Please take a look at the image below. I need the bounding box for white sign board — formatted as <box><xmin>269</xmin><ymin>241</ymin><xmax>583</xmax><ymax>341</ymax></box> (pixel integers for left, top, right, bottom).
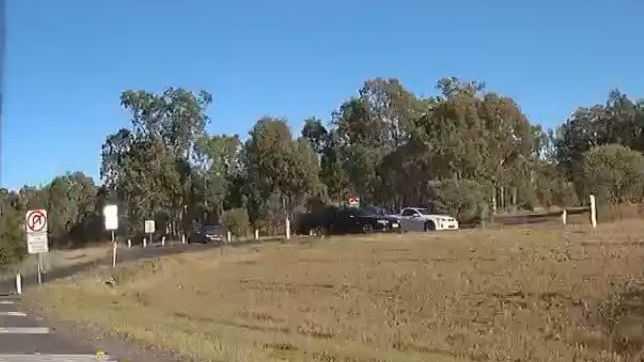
<box><xmin>25</xmin><ymin>209</ymin><xmax>48</xmax><ymax>254</ymax></box>
<box><xmin>103</xmin><ymin>205</ymin><xmax>119</xmax><ymax>231</ymax></box>
<box><xmin>144</xmin><ymin>220</ymin><xmax>156</xmax><ymax>234</ymax></box>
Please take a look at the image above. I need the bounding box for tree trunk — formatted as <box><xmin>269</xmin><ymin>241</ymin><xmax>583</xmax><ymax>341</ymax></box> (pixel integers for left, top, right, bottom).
<box><xmin>512</xmin><ymin>188</ymin><xmax>517</xmax><ymax>206</ymax></box>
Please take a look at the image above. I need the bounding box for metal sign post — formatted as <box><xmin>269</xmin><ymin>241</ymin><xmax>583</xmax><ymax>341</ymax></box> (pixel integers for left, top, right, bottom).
<box><xmin>111</xmin><ymin>230</ymin><xmax>117</xmax><ymax>268</ymax></box>
<box><xmin>37</xmin><ymin>255</ymin><xmax>42</xmax><ymax>285</ymax></box>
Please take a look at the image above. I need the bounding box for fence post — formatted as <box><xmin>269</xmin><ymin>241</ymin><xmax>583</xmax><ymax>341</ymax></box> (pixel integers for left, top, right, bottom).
<box><xmin>562</xmin><ymin>209</ymin><xmax>567</xmax><ymax>225</ymax></box>
<box><xmin>590</xmin><ymin>194</ymin><xmax>597</xmax><ymax>228</ymax></box>
<box><xmin>16</xmin><ymin>273</ymin><xmax>21</xmax><ymax>295</ymax></box>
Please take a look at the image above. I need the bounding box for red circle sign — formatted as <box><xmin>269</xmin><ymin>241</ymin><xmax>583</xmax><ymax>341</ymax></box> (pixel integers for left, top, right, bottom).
<box><xmin>27</xmin><ymin>210</ymin><xmax>47</xmax><ymax>233</ymax></box>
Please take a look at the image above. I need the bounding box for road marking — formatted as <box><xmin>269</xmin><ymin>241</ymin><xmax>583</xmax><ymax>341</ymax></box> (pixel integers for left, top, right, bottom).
<box><xmin>0</xmin><ymin>327</ymin><xmax>49</xmax><ymax>334</ymax></box>
<box><xmin>0</xmin><ymin>301</ymin><xmax>15</xmax><ymax>305</ymax></box>
<box><xmin>0</xmin><ymin>355</ymin><xmax>116</xmax><ymax>361</ymax></box>
<box><xmin>0</xmin><ymin>312</ymin><xmax>26</xmax><ymax>316</ymax></box>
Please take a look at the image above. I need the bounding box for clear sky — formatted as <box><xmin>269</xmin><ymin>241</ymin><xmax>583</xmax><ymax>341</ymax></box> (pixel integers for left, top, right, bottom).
<box><xmin>2</xmin><ymin>0</ymin><xmax>643</xmax><ymax>189</ymax></box>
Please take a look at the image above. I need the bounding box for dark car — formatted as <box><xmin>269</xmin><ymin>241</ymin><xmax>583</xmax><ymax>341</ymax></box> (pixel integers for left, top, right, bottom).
<box><xmin>331</xmin><ymin>207</ymin><xmax>400</xmax><ymax>234</ymax></box>
<box><xmin>189</xmin><ymin>224</ymin><xmax>225</xmax><ymax>244</ymax></box>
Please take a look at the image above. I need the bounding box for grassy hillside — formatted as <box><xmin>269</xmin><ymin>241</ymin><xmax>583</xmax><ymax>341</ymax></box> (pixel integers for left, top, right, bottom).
<box><xmin>27</xmin><ymin>221</ymin><xmax>644</xmax><ymax>361</ymax></box>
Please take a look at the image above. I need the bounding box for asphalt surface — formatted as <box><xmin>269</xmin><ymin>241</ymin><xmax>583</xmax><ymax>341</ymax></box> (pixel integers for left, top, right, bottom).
<box><xmin>0</xmin><ymin>241</ymin><xmax>220</xmax><ymax>293</ymax></box>
<box><xmin>0</xmin><ymin>295</ymin><xmax>115</xmax><ymax>361</ymax></box>
<box><xmin>0</xmin><ymin>241</ymin><xmax>226</xmax><ymax>361</ymax></box>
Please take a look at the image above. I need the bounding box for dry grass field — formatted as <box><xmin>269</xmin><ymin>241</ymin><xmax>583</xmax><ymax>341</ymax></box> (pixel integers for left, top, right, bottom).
<box><xmin>27</xmin><ymin>220</ymin><xmax>644</xmax><ymax>362</ymax></box>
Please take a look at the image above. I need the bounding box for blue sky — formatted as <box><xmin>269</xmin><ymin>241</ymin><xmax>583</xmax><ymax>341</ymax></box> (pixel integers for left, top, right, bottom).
<box><xmin>2</xmin><ymin>0</ymin><xmax>643</xmax><ymax>189</ymax></box>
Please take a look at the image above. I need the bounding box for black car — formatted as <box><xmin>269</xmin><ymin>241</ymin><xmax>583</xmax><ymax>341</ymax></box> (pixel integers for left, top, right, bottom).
<box><xmin>331</xmin><ymin>207</ymin><xmax>400</xmax><ymax>234</ymax></box>
<box><xmin>189</xmin><ymin>224</ymin><xmax>225</xmax><ymax>244</ymax></box>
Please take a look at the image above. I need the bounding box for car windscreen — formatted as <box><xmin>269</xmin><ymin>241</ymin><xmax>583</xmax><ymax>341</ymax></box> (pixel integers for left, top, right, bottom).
<box><xmin>362</xmin><ymin>207</ymin><xmax>384</xmax><ymax>215</ymax></box>
<box><xmin>340</xmin><ymin>208</ymin><xmax>369</xmax><ymax>217</ymax></box>
<box><xmin>202</xmin><ymin>225</ymin><xmax>222</xmax><ymax>233</ymax></box>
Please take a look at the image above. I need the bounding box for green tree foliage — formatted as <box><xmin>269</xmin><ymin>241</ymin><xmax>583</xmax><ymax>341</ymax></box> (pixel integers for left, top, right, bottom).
<box><xmin>47</xmin><ymin>172</ymin><xmax>98</xmax><ymax>246</ymax></box>
<box><xmin>331</xmin><ymin>79</ymin><xmax>425</xmax><ymax>203</ymax></box>
<box><xmin>533</xmin><ymin>161</ymin><xmax>578</xmax><ymax>208</ymax></box>
<box><xmin>301</xmin><ymin>117</ymin><xmax>328</xmax><ymax>155</ymax></box>
<box><xmin>581</xmin><ymin>144</ymin><xmax>644</xmax><ymax>204</ymax></box>
<box><xmin>293</xmin><ymin>77</ymin><xmax>583</xmax><ymax>214</ymax></box>
<box><xmin>0</xmin><ymin>172</ymin><xmax>101</xmax><ymax>267</ymax></box>
<box><xmin>7</xmin><ymin>78</ymin><xmax>641</xmax><ymax>262</ymax></box>
<box><xmin>431</xmin><ymin>179</ymin><xmax>491</xmax><ymax>224</ymax></box>
<box><xmin>194</xmin><ymin>134</ymin><xmax>242</xmax><ymax>220</ymax></box>
<box><xmin>555</xmin><ymin>90</ymin><xmax>644</xmax><ymax>182</ymax></box>
<box><xmin>243</xmin><ymin>117</ymin><xmax>321</xmax><ymax>229</ymax></box>
<box><xmin>101</xmin><ymin>88</ymin><xmax>212</xmax><ymax>237</ymax></box>
<box><xmin>221</xmin><ymin>208</ymin><xmax>250</xmax><ymax>237</ymax></box>
<box><xmin>0</xmin><ymin>190</ymin><xmax>25</xmax><ymax>266</ymax></box>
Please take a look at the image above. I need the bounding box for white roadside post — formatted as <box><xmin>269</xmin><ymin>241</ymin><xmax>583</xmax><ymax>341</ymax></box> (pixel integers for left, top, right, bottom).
<box><xmin>227</xmin><ymin>231</ymin><xmax>232</xmax><ymax>243</ymax></box>
<box><xmin>182</xmin><ymin>234</ymin><xmax>186</xmax><ymax>245</ymax></box>
<box><xmin>285</xmin><ymin>217</ymin><xmax>291</xmax><ymax>240</ymax></box>
<box><xmin>15</xmin><ymin>273</ymin><xmax>21</xmax><ymax>295</ymax></box>
<box><xmin>127</xmin><ymin>239</ymin><xmax>131</xmax><ymax>248</ymax></box>
<box><xmin>161</xmin><ymin>236</ymin><xmax>166</xmax><ymax>247</ymax></box>
<box><xmin>25</xmin><ymin>209</ymin><xmax>49</xmax><ymax>285</ymax></box>
<box><xmin>590</xmin><ymin>194</ymin><xmax>597</xmax><ymax>228</ymax></box>
<box><xmin>143</xmin><ymin>237</ymin><xmax>147</xmax><ymax>248</ymax></box>
<box><xmin>562</xmin><ymin>208</ymin><xmax>567</xmax><ymax>225</ymax></box>
<box><xmin>254</xmin><ymin>229</ymin><xmax>259</xmax><ymax>241</ymax></box>
<box><xmin>103</xmin><ymin>205</ymin><xmax>119</xmax><ymax>268</ymax></box>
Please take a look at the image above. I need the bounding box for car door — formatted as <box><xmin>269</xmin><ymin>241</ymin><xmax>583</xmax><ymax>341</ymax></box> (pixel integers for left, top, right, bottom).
<box><xmin>409</xmin><ymin>210</ymin><xmax>425</xmax><ymax>231</ymax></box>
<box><xmin>333</xmin><ymin>210</ymin><xmax>350</xmax><ymax>234</ymax></box>
<box><xmin>335</xmin><ymin>209</ymin><xmax>360</xmax><ymax>233</ymax></box>
<box><xmin>400</xmin><ymin>209</ymin><xmax>416</xmax><ymax>231</ymax></box>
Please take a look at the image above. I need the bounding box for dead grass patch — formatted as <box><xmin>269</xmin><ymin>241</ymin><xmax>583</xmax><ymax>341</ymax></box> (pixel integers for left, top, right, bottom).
<box><xmin>26</xmin><ymin>220</ymin><xmax>644</xmax><ymax>361</ymax></box>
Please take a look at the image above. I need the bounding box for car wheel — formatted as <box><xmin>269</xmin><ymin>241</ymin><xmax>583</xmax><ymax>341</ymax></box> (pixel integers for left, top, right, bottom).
<box><xmin>424</xmin><ymin>221</ymin><xmax>436</xmax><ymax>232</ymax></box>
<box><xmin>362</xmin><ymin>224</ymin><xmax>373</xmax><ymax>233</ymax></box>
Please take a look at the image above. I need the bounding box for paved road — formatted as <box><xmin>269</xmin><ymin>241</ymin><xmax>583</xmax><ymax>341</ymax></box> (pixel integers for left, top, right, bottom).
<box><xmin>0</xmin><ymin>239</ymin><xmax>272</xmax><ymax>361</ymax></box>
<box><xmin>0</xmin><ymin>242</ymin><xmax>221</xmax><ymax>293</ymax></box>
<box><xmin>0</xmin><ymin>242</ymin><xmax>230</xmax><ymax>361</ymax></box>
<box><xmin>0</xmin><ymin>296</ymin><xmax>116</xmax><ymax>361</ymax></box>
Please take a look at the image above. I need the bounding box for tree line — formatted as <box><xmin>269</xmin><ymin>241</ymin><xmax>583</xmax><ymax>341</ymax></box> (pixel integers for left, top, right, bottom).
<box><xmin>1</xmin><ymin>77</ymin><xmax>643</xmax><ymax>264</ymax></box>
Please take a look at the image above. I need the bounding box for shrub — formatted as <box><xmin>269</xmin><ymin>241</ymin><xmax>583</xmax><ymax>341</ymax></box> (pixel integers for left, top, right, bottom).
<box><xmin>431</xmin><ymin>179</ymin><xmax>490</xmax><ymax>225</ymax></box>
<box><xmin>581</xmin><ymin>144</ymin><xmax>644</xmax><ymax>204</ymax></box>
<box><xmin>222</xmin><ymin>208</ymin><xmax>250</xmax><ymax>237</ymax></box>
<box><xmin>0</xmin><ymin>206</ymin><xmax>26</xmax><ymax>267</ymax></box>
